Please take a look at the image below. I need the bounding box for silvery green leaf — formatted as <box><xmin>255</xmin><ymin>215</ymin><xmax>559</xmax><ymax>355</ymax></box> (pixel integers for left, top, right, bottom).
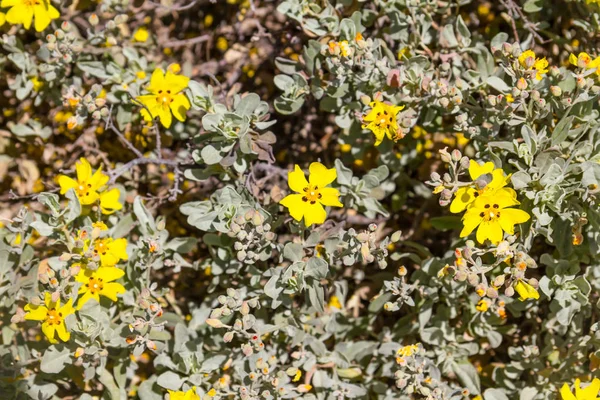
<box><xmin>284</xmin><ymin>243</ymin><xmax>304</xmax><ymax>262</ymax></box>
<box><xmin>551</xmin><ymin>115</ymin><xmax>574</xmax><ymax>145</ymax></box>
<box><xmin>440</xmin><ymin>24</ymin><xmax>458</xmax><ymax>48</ymax></box>
<box><xmin>486</xmin><ymin>76</ymin><xmax>510</xmax><ymax>93</ymax></box>
<box><xmin>40</xmin><ymin>345</ymin><xmax>71</xmax><ymax>374</ymax></box>
<box><xmin>452</xmin><ymin>362</ymin><xmax>481</xmax><ymax>394</ymax></box>
<box><xmin>157</xmin><ymin>370</ymin><xmax>183</xmax><ymax>391</ymax></box>
<box><xmin>307</xmin><ymin>282</ymin><xmax>325</xmax><ymax>313</ymax></box>
<box><xmin>484</xmin><ymin>389</ymin><xmax>509</xmax><ymax>400</ymax></box>
<box><xmin>200</xmin><ymin>354</ymin><xmax>227</xmax><ymax>372</ymax></box>
<box><xmin>133</xmin><ymin>196</ymin><xmax>156</xmax><ymax>236</ymax></box>
<box><xmin>305</xmin><ymin>257</ymin><xmax>328</xmax><ymax>279</ymax></box>
<box><xmin>455</xmin><ymin>15</ymin><xmax>471</xmax><ymax>47</ymax></box>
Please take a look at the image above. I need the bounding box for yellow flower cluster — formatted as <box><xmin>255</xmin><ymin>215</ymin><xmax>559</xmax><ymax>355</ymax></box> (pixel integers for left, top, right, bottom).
<box><xmin>518</xmin><ymin>50</ymin><xmax>549</xmax><ymax>80</ymax></box>
<box><xmin>560</xmin><ymin>378</ymin><xmax>600</xmax><ymax>400</ymax></box>
<box><xmin>450</xmin><ymin>161</ymin><xmax>530</xmax><ymax>245</ymax></box>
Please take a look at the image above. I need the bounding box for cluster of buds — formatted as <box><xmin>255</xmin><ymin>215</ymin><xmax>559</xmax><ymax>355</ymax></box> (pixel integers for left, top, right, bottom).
<box><xmin>426</xmin><ymin>148</ymin><xmax>470</xmax><ymax>207</ymax></box>
<box><xmin>383</xmin><ymin>265</ymin><xmax>418</xmax><ymax>312</ymax></box>
<box><xmin>43</xmin><ymin>22</ymin><xmax>83</xmax><ymax>65</ymax></box>
<box><xmin>336</xmin><ymin>224</ymin><xmax>399</xmax><ymax>269</ymax></box>
<box><xmin>61</xmin><ymin>84</ymin><xmax>109</xmax><ymax>130</ymax></box>
<box><xmin>206</xmin><ymin>289</ymin><xmax>263</xmax><ymax>353</ymax></box>
<box><xmin>125</xmin><ymin>288</ymin><xmax>166</xmax><ymax>353</ymax></box>
<box><xmin>73</xmin><ymin>345</ymin><xmax>109</xmax><ymax>369</ymax></box>
<box><xmin>320</xmin><ymin>33</ymin><xmax>369</xmax><ymax>67</ymax></box>
<box><xmin>228</xmin><ymin>210</ymin><xmax>276</xmax><ymax>264</ymax></box>
<box><xmin>425</xmin><ymin>77</ymin><xmax>464</xmax><ymax>110</ymax></box>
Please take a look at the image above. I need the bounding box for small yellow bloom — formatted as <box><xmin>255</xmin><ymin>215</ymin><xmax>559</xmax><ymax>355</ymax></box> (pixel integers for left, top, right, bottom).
<box><xmin>216</xmin><ymin>37</ymin><xmax>228</xmax><ymax>51</ymax></box>
<box><xmin>460</xmin><ymin>192</ymin><xmax>530</xmax><ymax>245</ymax></box>
<box><xmin>136</xmin><ymin>68</ymin><xmax>191</xmax><ymax>128</ymax></box>
<box><xmin>297</xmin><ymin>384</ymin><xmax>312</xmax><ymax>393</ymax></box>
<box><xmin>204</xmin><ymin>14</ymin><xmax>213</xmax><ymax>27</ymax></box>
<box><xmin>279</xmin><ymin>162</ymin><xmax>343</xmax><ymax>226</ymax></box>
<box><xmin>361</xmin><ymin>101</ymin><xmax>405</xmax><ymax>146</ymax></box>
<box><xmin>1</xmin><ymin>0</ymin><xmax>60</xmax><ymax>32</ymax></box>
<box><xmin>518</xmin><ymin>50</ymin><xmax>549</xmax><ymax>80</ymax></box>
<box><xmin>355</xmin><ymin>32</ymin><xmax>364</xmax><ymax>41</ymax></box>
<box><xmin>560</xmin><ymin>378</ymin><xmax>600</xmax><ymax>400</ymax></box>
<box><xmin>133</xmin><ymin>27</ymin><xmax>149</xmax><ymax>42</ymax></box>
<box><xmin>569</xmin><ymin>52</ymin><xmax>600</xmax><ymax>69</ymax></box>
<box><xmin>24</xmin><ymin>292</ymin><xmax>75</xmax><ymax>343</ymax></box>
<box><xmin>30</xmin><ymin>76</ymin><xmax>43</xmax><ymax>92</ymax></box>
<box><xmin>57</xmin><ymin>158</ymin><xmax>123</xmax><ymax>214</ymax></box>
<box><xmin>293</xmin><ymin>370</ymin><xmax>302</xmax><ymax>382</ymax></box>
<box><xmin>328</xmin><ymin>295</ymin><xmax>342</xmax><ymax>309</ymax></box>
<box><xmin>168</xmin><ymin>63</ymin><xmax>181</xmax><ymax>74</ymax></box>
<box><xmin>136</xmin><ymin>71</ymin><xmax>147</xmax><ymax>80</ymax></box>
<box><xmin>92</xmin><ymin>221</ymin><xmax>109</xmax><ymax>231</ymax></box>
<box><xmin>75</xmin><ymin>266</ymin><xmax>126</xmax><ymax>309</ymax></box>
<box><xmin>206</xmin><ymin>388</ymin><xmax>217</xmax><ymax>397</ymax></box>
<box><xmin>514</xmin><ymin>280</ymin><xmax>540</xmax><ymax>301</ymax></box>
<box><xmin>476</xmin><ymin>299</ymin><xmax>489</xmax><ymax>312</ymax></box>
<box><xmin>397</xmin><ymin>343</ymin><xmax>420</xmax><ymax>357</ymax></box>
<box><xmin>168</xmin><ymin>386</ymin><xmax>200</xmax><ymax>400</ymax></box>
<box><xmin>433</xmin><ymin>185</ymin><xmax>445</xmax><ymax>194</ymax></box>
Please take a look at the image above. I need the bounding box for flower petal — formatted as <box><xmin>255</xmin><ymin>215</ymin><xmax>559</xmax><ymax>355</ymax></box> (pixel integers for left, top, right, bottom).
<box><xmin>449</xmin><ymin>187</ymin><xmax>477</xmax><ymax>213</ymax></box>
<box><xmin>303</xmin><ymin>202</ymin><xmax>327</xmax><ymax>226</ymax></box>
<box><xmin>309</xmin><ymin>162</ymin><xmax>337</xmax><ymax>188</ymax></box>
<box><xmin>157</xmin><ymin>106</ymin><xmax>173</xmax><ymax>128</ymax></box>
<box><xmin>100</xmin><ymin>188</ymin><xmax>123</xmax><ymax>215</ymax></box>
<box><xmin>165</xmin><ymin>71</ymin><xmax>190</xmax><ymax>93</ymax></box>
<box><xmin>460</xmin><ymin>209</ymin><xmax>482</xmax><ymax>238</ymax></box>
<box><xmin>101</xmin><ymin>282</ymin><xmax>126</xmax><ymax>301</ymax></box>
<box><xmin>170</xmin><ymin>93</ymin><xmax>190</xmax><ymax>122</ymax></box>
<box><xmin>41</xmin><ymin>322</ymin><xmax>57</xmax><ymax>343</ymax></box>
<box><xmin>476</xmin><ymin>220</ymin><xmax>503</xmax><ymax>244</ymax></box>
<box><xmin>6</xmin><ymin>4</ymin><xmax>33</xmax><ymax>30</ymax></box>
<box><xmin>110</xmin><ymin>238</ymin><xmax>129</xmax><ymax>261</ymax></box>
<box><xmin>24</xmin><ymin>304</ymin><xmax>48</xmax><ymax>321</ymax></box>
<box><xmin>33</xmin><ymin>3</ymin><xmax>53</xmax><ymax>32</ymax></box>
<box><xmin>55</xmin><ymin>320</ymin><xmax>70</xmax><ymax>342</ymax></box>
<box><xmin>76</xmin><ymin>290</ymin><xmax>98</xmax><ymax>310</ymax></box>
<box><xmin>58</xmin><ymin>175</ymin><xmax>77</xmax><ymax>194</ymax></box>
<box><xmin>147</xmin><ymin>69</ymin><xmax>166</xmax><ymax>93</ymax></box>
<box><xmin>468</xmin><ymin>160</ymin><xmax>494</xmax><ymax>180</ymax></box>
<box><xmin>319</xmin><ymin>187</ymin><xmax>343</xmax><ymax>207</ymax></box>
<box><xmin>280</xmin><ymin>194</ymin><xmax>305</xmax><ymax>222</ymax></box>
<box><xmin>287</xmin><ymin>165</ymin><xmax>309</xmax><ymax>193</ymax></box>
<box><xmin>99</xmin><ymin>266</ymin><xmax>125</xmax><ymax>283</ymax></box>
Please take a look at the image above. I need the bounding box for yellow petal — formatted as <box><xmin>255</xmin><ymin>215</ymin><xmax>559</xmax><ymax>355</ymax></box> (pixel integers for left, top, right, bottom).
<box><xmin>468</xmin><ymin>160</ymin><xmax>494</xmax><ymax>180</ymax></box>
<box><xmin>55</xmin><ymin>320</ymin><xmax>70</xmax><ymax>342</ymax></box>
<box><xmin>287</xmin><ymin>165</ymin><xmax>309</xmax><ymax>193</ymax></box>
<box><xmin>101</xmin><ymin>282</ymin><xmax>126</xmax><ymax>301</ymax></box>
<box><xmin>76</xmin><ymin>290</ymin><xmax>99</xmax><ymax>310</ymax></box>
<box><xmin>280</xmin><ymin>194</ymin><xmax>305</xmax><ymax>221</ymax></box>
<box><xmin>476</xmin><ymin>220</ymin><xmax>503</xmax><ymax>244</ymax></box>
<box><xmin>33</xmin><ymin>3</ymin><xmax>52</xmax><ymax>32</ymax></box>
<box><xmin>58</xmin><ymin>175</ymin><xmax>77</xmax><ymax>194</ymax></box>
<box><xmin>157</xmin><ymin>106</ymin><xmax>173</xmax><ymax>128</ymax></box>
<box><xmin>76</xmin><ymin>158</ymin><xmax>92</xmax><ymax>183</ymax></box>
<box><xmin>319</xmin><ymin>187</ymin><xmax>343</xmax><ymax>207</ymax></box>
<box><xmin>514</xmin><ymin>280</ymin><xmax>539</xmax><ymax>301</ymax></box>
<box><xmin>170</xmin><ymin>94</ymin><xmax>190</xmax><ymax>122</ymax></box>
<box><xmin>165</xmin><ymin>70</ymin><xmax>190</xmax><ymax>93</ymax></box>
<box><xmin>41</xmin><ymin>321</ymin><xmax>57</xmax><ymax>343</ymax></box>
<box><xmin>309</xmin><ymin>162</ymin><xmax>337</xmax><ymax>188</ymax></box>
<box><xmin>98</xmin><ymin>266</ymin><xmax>125</xmax><ymax>282</ymax></box>
<box><xmin>449</xmin><ymin>187</ymin><xmax>477</xmax><ymax>213</ymax></box>
<box><xmin>147</xmin><ymin>69</ymin><xmax>166</xmax><ymax>93</ymax></box>
<box><xmin>6</xmin><ymin>4</ymin><xmax>33</xmax><ymax>29</ymax></box>
<box><xmin>460</xmin><ymin>208</ymin><xmax>482</xmax><ymax>237</ymax></box>
<box><xmin>100</xmin><ymin>188</ymin><xmax>123</xmax><ymax>215</ymax></box>
<box><xmin>498</xmin><ymin>208</ymin><xmax>530</xmax><ymax>234</ymax></box>
<box><xmin>24</xmin><ymin>304</ymin><xmax>48</xmax><ymax>321</ymax></box>
<box><xmin>303</xmin><ymin>202</ymin><xmax>327</xmax><ymax>226</ymax></box>
<box><xmin>569</xmin><ymin>53</ymin><xmax>578</xmax><ymax>66</ymax></box>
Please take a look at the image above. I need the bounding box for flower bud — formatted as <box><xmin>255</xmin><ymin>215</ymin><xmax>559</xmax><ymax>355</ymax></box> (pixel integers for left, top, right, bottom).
<box><xmin>550</xmin><ymin>86</ymin><xmax>562</xmax><ymax>97</ymax></box>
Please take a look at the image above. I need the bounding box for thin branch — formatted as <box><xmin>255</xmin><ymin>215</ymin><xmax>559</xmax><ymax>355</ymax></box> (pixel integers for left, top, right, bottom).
<box><xmin>161</xmin><ymin>34</ymin><xmax>211</xmax><ymax>48</ymax></box>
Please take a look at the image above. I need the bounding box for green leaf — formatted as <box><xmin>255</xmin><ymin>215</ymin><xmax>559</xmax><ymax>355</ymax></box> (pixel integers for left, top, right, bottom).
<box><xmin>429</xmin><ymin>216</ymin><xmax>462</xmax><ymax>231</ymax></box>
<box><xmin>551</xmin><ymin>115</ymin><xmax>574</xmax><ymax>145</ymax></box>
<box><xmin>40</xmin><ymin>346</ymin><xmax>71</xmax><ymax>374</ymax></box>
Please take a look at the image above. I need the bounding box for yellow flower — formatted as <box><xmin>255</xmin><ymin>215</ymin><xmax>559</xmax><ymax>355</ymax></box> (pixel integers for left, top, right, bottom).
<box><xmin>31</xmin><ymin>76</ymin><xmax>43</xmax><ymax>92</ymax></box>
<box><xmin>24</xmin><ymin>292</ymin><xmax>75</xmax><ymax>343</ymax></box>
<box><xmin>560</xmin><ymin>378</ymin><xmax>600</xmax><ymax>400</ymax></box>
<box><xmin>57</xmin><ymin>157</ymin><xmax>123</xmax><ymax>214</ymax></box>
<box><xmin>569</xmin><ymin>52</ymin><xmax>600</xmax><ymax>69</ymax></box>
<box><xmin>279</xmin><ymin>162</ymin><xmax>343</xmax><ymax>226</ymax></box>
<box><xmin>216</xmin><ymin>37</ymin><xmax>228</xmax><ymax>51</ymax></box>
<box><xmin>518</xmin><ymin>50</ymin><xmax>549</xmax><ymax>80</ymax></box>
<box><xmin>361</xmin><ymin>101</ymin><xmax>405</xmax><ymax>146</ymax></box>
<box><xmin>0</xmin><ymin>12</ymin><xmax>5</xmax><ymax>26</ymax></box>
<box><xmin>460</xmin><ymin>192</ymin><xmax>530</xmax><ymax>245</ymax></box>
<box><xmin>75</xmin><ymin>267</ymin><xmax>126</xmax><ymax>309</ymax></box>
<box><xmin>450</xmin><ymin>161</ymin><xmax>514</xmax><ymax>213</ymax></box>
<box><xmin>58</xmin><ymin>157</ymin><xmax>108</xmax><ymax>205</ymax></box>
<box><xmin>476</xmin><ymin>299</ymin><xmax>489</xmax><ymax>312</ymax></box>
<box><xmin>293</xmin><ymin>370</ymin><xmax>302</xmax><ymax>382</ymax></box>
<box><xmin>92</xmin><ymin>221</ymin><xmax>109</xmax><ymax>231</ymax></box>
<box><xmin>514</xmin><ymin>280</ymin><xmax>540</xmax><ymax>301</ymax></box>
<box><xmin>133</xmin><ymin>27</ymin><xmax>149</xmax><ymax>42</ymax></box>
<box><xmin>339</xmin><ymin>40</ymin><xmax>350</xmax><ymax>57</ymax></box>
<box><xmin>168</xmin><ymin>386</ymin><xmax>200</xmax><ymax>400</ymax></box>
<box><xmin>1</xmin><ymin>0</ymin><xmax>59</xmax><ymax>32</ymax></box>
<box><xmin>397</xmin><ymin>343</ymin><xmax>420</xmax><ymax>357</ymax></box>
<box><xmin>136</xmin><ymin>68</ymin><xmax>191</xmax><ymax>128</ymax></box>
<box><xmin>89</xmin><ymin>237</ymin><xmax>128</xmax><ymax>267</ymax></box>
<box><xmin>328</xmin><ymin>295</ymin><xmax>342</xmax><ymax>309</ymax></box>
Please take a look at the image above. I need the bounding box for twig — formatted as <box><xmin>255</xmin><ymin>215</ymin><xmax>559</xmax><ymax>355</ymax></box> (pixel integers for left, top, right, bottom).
<box><xmin>162</xmin><ymin>34</ymin><xmax>211</xmax><ymax>48</ymax></box>
<box><xmin>105</xmin><ymin>106</ymin><xmax>144</xmax><ymax>159</ymax></box>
